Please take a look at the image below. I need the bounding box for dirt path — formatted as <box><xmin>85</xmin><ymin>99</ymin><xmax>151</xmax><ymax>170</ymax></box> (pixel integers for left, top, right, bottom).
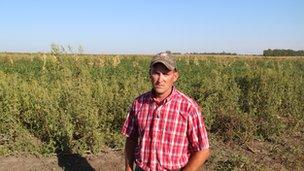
<box><xmin>0</xmin><ymin>150</ymin><xmax>124</xmax><ymax>171</ymax></box>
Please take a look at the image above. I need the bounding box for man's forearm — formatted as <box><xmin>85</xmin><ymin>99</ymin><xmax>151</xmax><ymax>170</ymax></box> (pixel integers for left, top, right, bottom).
<box><xmin>182</xmin><ymin>149</ymin><xmax>210</xmax><ymax>171</ymax></box>
<box><xmin>124</xmin><ymin>136</ymin><xmax>138</xmax><ymax>171</ymax></box>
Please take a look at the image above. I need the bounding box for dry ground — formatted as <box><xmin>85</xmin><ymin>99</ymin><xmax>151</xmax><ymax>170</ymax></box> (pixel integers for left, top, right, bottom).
<box><xmin>0</xmin><ymin>149</ymin><xmax>124</xmax><ymax>171</ymax></box>
<box><xmin>0</xmin><ymin>132</ymin><xmax>303</xmax><ymax>171</ymax></box>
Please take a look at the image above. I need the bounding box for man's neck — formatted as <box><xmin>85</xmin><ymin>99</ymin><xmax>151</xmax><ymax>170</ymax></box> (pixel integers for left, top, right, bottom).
<box><xmin>152</xmin><ymin>87</ymin><xmax>173</xmax><ymax>103</ymax></box>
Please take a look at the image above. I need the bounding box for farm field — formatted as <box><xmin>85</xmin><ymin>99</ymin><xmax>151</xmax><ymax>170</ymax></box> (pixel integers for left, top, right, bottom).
<box><xmin>0</xmin><ymin>52</ymin><xmax>303</xmax><ymax>170</ymax></box>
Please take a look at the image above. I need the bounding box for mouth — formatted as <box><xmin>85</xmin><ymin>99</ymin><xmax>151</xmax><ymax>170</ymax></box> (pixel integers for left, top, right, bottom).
<box><xmin>154</xmin><ymin>85</ymin><xmax>164</xmax><ymax>89</ymax></box>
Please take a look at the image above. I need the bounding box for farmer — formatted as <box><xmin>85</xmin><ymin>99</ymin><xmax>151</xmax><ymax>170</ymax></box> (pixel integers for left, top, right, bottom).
<box><xmin>121</xmin><ymin>52</ymin><xmax>210</xmax><ymax>171</ymax></box>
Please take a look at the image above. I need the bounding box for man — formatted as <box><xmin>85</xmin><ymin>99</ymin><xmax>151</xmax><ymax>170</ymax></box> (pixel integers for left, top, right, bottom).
<box><xmin>121</xmin><ymin>52</ymin><xmax>210</xmax><ymax>171</ymax></box>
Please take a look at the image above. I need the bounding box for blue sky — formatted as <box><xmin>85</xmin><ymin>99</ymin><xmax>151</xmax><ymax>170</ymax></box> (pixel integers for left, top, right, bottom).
<box><xmin>1</xmin><ymin>0</ymin><xmax>303</xmax><ymax>54</ymax></box>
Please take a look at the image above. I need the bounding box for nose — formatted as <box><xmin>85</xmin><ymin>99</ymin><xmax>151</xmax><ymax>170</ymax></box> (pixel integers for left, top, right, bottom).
<box><xmin>157</xmin><ymin>73</ymin><xmax>164</xmax><ymax>82</ymax></box>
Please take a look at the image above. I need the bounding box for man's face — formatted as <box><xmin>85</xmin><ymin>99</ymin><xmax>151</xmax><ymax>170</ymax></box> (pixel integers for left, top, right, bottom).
<box><xmin>150</xmin><ymin>63</ymin><xmax>178</xmax><ymax>97</ymax></box>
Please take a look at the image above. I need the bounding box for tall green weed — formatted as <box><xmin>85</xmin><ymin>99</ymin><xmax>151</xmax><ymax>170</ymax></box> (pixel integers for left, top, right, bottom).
<box><xmin>0</xmin><ymin>53</ymin><xmax>303</xmax><ymax>155</ymax></box>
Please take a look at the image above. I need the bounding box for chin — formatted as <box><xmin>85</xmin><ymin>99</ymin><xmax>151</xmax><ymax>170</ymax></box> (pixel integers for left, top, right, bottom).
<box><xmin>154</xmin><ymin>88</ymin><xmax>165</xmax><ymax>94</ymax></box>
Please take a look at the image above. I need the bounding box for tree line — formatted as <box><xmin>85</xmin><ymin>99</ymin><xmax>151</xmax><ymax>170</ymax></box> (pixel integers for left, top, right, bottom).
<box><xmin>263</xmin><ymin>49</ymin><xmax>304</xmax><ymax>56</ymax></box>
<box><xmin>165</xmin><ymin>51</ymin><xmax>237</xmax><ymax>55</ymax></box>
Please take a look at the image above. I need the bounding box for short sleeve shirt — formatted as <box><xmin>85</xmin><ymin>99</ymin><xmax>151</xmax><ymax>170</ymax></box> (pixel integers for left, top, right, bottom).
<box><xmin>121</xmin><ymin>88</ymin><xmax>209</xmax><ymax>171</ymax></box>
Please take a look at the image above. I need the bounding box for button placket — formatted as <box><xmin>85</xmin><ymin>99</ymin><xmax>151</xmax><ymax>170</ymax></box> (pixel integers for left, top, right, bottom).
<box><xmin>151</xmin><ymin>103</ymin><xmax>162</xmax><ymax>169</ymax></box>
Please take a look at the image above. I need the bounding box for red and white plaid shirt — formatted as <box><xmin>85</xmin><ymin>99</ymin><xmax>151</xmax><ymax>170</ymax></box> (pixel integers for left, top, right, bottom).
<box><xmin>121</xmin><ymin>88</ymin><xmax>209</xmax><ymax>171</ymax></box>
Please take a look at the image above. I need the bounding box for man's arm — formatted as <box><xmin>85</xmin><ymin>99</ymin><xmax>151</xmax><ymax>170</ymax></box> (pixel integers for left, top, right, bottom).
<box><xmin>124</xmin><ymin>135</ymin><xmax>138</xmax><ymax>171</ymax></box>
<box><xmin>182</xmin><ymin>149</ymin><xmax>210</xmax><ymax>171</ymax></box>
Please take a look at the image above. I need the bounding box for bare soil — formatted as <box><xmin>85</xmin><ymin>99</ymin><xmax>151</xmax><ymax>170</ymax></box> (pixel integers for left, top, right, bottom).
<box><xmin>0</xmin><ymin>132</ymin><xmax>303</xmax><ymax>171</ymax></box>
<box><xmin>0</xmin><ymin>149</ymin><xmax>124</xmax><ymax>171</ymax></box>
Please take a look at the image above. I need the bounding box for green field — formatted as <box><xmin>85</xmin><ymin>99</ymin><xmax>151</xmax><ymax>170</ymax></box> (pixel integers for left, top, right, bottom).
<box><xmin>0</xmin><ymin>53</ymin><xmax>303</xmax><ymax>170</ymax></box>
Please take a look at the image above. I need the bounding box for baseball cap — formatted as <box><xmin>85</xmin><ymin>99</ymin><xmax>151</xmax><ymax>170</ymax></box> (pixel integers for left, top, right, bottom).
<box><xmin>150</xmin><ymin>52</ymin><xmax>176</xmax><ymax>70</ymax></box>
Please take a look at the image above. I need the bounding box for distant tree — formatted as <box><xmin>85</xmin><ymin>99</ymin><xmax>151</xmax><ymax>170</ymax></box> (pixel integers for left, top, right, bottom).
<box><xmin>165</xmin><ymin>50</ymin><xmax>172</xmax><ymax>54</ymax></box>
<box><xmin>263</xmin><ymin>49</ymin><xmax>304</xmax><ymax>56</ymax></box>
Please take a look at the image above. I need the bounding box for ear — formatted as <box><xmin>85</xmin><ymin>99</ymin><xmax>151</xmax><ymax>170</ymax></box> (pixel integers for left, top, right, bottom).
<box><xmin>149</xmin><ymin>69</ymin><xmax>154</xmax><ymax>80</ymax></box>
<box><xmin>173</xmin><ymin>71</ymin><xmax>179</xmax><ymax>82</ymax></box>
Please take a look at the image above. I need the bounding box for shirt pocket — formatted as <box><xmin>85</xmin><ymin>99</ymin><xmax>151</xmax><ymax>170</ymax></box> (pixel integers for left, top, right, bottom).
<box><xmin>162</xmin><ymin>111</ymin><xmax>187</xmax><ymax>141</ymax></box>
